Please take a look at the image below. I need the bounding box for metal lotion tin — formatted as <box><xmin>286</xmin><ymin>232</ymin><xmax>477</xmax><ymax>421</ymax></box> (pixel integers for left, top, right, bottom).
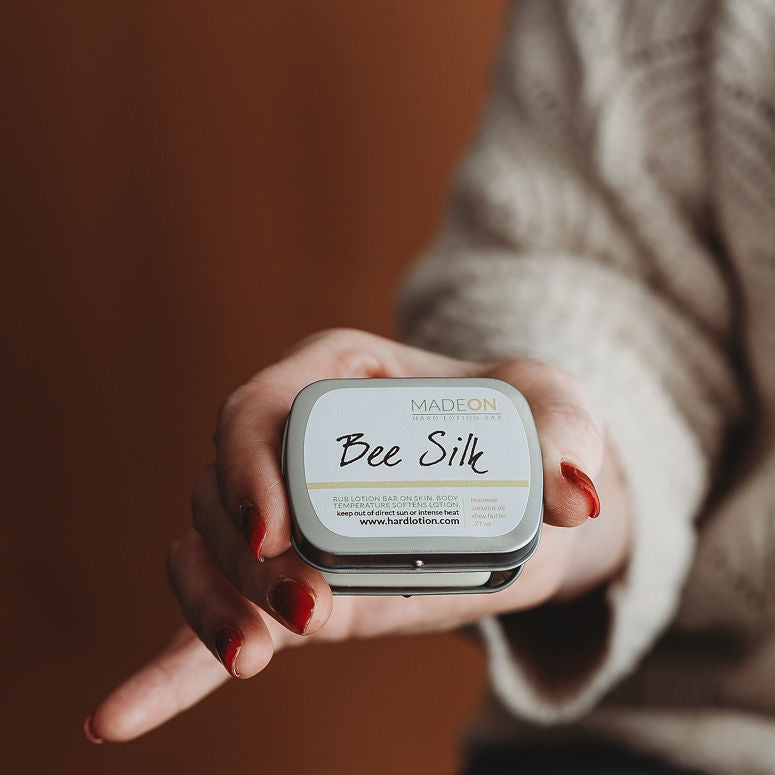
<box><xmin>282</xmin><ymin>378</ymin><xmax>543</xmax><ymax>595</ymax></box>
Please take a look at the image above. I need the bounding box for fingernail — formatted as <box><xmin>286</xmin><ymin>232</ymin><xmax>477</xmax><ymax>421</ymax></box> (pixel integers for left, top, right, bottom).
<box><xmin>560</xmin><ymin>461</ymin><xmax>601</xmax><ymax>518</ymax></box>
<box><xmin>269</xmin><ymin>578</ymin><xmax>315</xmax><ymax>635</ymax></box>
<box><xmin>241</xmin><ymin>504</ymin><xmax>266</xmax><ymax>562</ymax></box>
<box><xmin>83</xmin><ymin>714</ymin><xmax>103</xmax><ymax>744</ymax></box>
<box><xmin>215</xmin><ymin>626</ymin><xmax>242</xmax><ymax>678</ymax></box>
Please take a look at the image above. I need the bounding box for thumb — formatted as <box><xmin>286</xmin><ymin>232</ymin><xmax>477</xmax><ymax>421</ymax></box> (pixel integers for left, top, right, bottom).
<box><xmin>488</xmin><ymin>360</ymin><xmax>605</xmax><ymax>528</ymax></box>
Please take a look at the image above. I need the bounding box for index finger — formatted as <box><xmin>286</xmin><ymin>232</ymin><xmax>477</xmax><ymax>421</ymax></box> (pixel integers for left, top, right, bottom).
<box><xmin>214</xmin><ymin>328</ymin><xmax>483</xmax><ymax>561</ymax></box>
<box><xmin>87</xmin><ymin>626</ymin><xmax>230</xmax><ymax>743</ymax></box>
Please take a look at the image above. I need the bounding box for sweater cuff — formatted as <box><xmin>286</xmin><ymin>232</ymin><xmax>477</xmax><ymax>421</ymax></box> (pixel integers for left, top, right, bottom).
<box><xmin>479</xmin><ymin>357</ymin><xmax>702</xmax><ymax>723</ymax></box>
<box><xmin>400</xmin><ymin>251</ymin><xmax>738</xmax><ymax>723</ymax></box>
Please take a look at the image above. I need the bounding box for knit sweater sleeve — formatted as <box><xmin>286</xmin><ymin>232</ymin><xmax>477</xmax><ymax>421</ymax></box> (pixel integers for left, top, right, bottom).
<box><xmin>398</xmin><ymin>1</ymin><xmax>742</xmax><ymax>723</ymax></box>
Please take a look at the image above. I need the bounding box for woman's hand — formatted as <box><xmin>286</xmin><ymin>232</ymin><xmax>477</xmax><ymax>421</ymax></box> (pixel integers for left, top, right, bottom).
<box><xmin>85</xmin><ymin>329</ymin><xmax>630</xmax><ymax>743</ymax></box>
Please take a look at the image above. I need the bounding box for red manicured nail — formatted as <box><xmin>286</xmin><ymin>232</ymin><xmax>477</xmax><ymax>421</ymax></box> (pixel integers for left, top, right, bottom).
<box><xmin>560</xmin><ymin>461</ymin><xmax>601</xmax><ymax>518</ymax></box>
<box><xmin>215</xmin><ymin>626</ymin><xmax>242</xmax><ymax>678</ymax></box>
<box><xmin>269</xmin><ymin>578</ymin><xmax>315</xmax><ymax>635</ymax></box>
<box><xmin>242</xmin><ymin>504</ymin><xmax>266</xmax><ymax>562</ymax></box>
<box><xmin>83</xmin><ymin>714</ymin><xmax>103</xmax><ymax>744</ymax></box>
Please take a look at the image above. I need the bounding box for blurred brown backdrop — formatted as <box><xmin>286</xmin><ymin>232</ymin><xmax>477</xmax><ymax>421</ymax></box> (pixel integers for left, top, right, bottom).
<box><xmin>1</xmin><ymin>2</ymin><xmax>508</xmax><ymax>773</ymax></box>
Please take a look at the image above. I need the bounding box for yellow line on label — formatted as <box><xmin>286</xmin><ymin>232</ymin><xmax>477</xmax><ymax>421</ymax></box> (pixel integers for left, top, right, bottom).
<box><xmin>307</xmin><ymin>480</ymin><xmax>529</xmax><ymax>489</ymax></box>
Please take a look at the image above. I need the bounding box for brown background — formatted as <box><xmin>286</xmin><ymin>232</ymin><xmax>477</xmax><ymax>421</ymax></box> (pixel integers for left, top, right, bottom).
<box><xmin>1</xmin><ymin>2</ymin><xmax>509</xmax><ymax>773</ymax></box>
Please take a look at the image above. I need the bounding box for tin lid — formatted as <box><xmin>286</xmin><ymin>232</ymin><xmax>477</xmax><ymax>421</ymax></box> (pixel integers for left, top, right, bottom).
<box><xmin>283</xmin><ymin>378</ymin><xmax>543</xmax><ymax>572</ymax></box>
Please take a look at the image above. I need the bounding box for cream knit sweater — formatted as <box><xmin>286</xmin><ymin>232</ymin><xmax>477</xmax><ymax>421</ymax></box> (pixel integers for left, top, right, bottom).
<box><xmin>399</xmin><ymin>2</ymin><xmax>775</xmax><ymax>773</ymax></box>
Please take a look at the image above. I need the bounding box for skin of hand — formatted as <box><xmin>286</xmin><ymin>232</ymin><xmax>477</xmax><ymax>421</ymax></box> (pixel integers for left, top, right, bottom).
<box><xmin>84</xmin><ymin>328</ymin><xmax>632</xmax><ymax>743</ymax></box>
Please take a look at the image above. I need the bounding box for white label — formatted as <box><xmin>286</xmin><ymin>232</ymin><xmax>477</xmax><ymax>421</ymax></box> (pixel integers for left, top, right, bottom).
<box><xmin>303</xmin><ymin>386</ymin><xmax>531</xmax><ymax>538</ymax></box>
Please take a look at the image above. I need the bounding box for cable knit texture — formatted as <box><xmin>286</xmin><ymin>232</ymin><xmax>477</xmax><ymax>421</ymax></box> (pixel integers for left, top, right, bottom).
<box><xmin>398</xmin><ymin>2</ymin><xmax>775</xmax><ymax>773</ymax></box>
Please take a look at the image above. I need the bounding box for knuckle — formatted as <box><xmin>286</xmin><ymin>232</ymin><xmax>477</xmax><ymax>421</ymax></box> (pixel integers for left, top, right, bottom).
<box><xmin>326</xmin><ymin>330</ymin><xmax>386</xmax><ymax>377</ymax></box>
<box><xmin>544</xmin><ymin>400</ymin><xmax>604</xmax><ymax>450</ymax></box>
<box><xmin>331</xmin><ymin>345</ymin><xmax>383</xmax><ymax>378</ymax></box>
<box><xmin>214</xmin><ymin>384</ymin><xmax>256</xmax><ymax>445</ymax></box>
<box><xmin>289</xmin><ymin>328</ymin><xmax>386</xmax><ymax>377</ymax></box>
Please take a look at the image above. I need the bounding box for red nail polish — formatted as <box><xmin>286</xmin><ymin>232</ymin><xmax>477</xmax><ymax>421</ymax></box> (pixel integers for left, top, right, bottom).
<box><xmin>83</xmin><ymin>714</ymin><xmax>103</xmax><ymax>744</ymax></box>
<box><xmin>560</xmin><ymin>461</ymin><xmax>601</xmax><ymax>518</ymax></box>
<box><xmin>242</xmin><ymin>504</ymin><xmax>266</xmax><ymax>562</ymax></box>
<box><xmin>270</xmin><ymin>579</ymin><xmax>315</xmax><ymax>635</ymax></box>
<box><xmin>215</xmin><ymin>626</ymin><xmax>242</xmax><ymax>678</ymax></box>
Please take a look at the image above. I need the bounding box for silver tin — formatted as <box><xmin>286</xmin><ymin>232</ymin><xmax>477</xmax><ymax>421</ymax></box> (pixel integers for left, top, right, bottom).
<box><xmin>282</xmin><ymin>378</ymin><xmax>543</xmax><ymax>595</ymax></box>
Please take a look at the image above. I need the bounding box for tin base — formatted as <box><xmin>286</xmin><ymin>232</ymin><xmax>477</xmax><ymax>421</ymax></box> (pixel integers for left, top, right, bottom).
<box><xmin>323</xmin><ymin>564</ymin><xmax>524</xmax><ymax>596</ymax></box>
